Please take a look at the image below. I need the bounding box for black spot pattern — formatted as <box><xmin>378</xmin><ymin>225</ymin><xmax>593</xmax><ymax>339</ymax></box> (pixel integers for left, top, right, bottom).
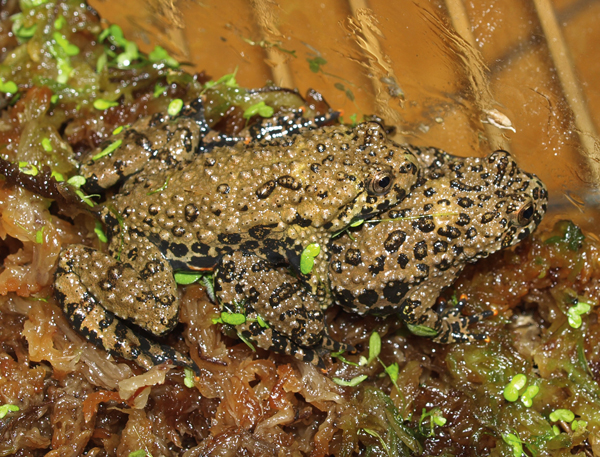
<box><xmin>345</xmin><ymin>249</ymin><xmax>362</xmax><ymax>266</ymax></box>
<box><xmin>382</xmin><ymin>280</ymin><xmax>410</xmax><ymax>304</ymax></box>
<box><xmin>432</xmin><ymin>240</ymin><xmax>447</xmax><ymax>254</ymax></box>
<box><xmin>413</xmin><ymin>241</ymin><xmax>428</xmax><ymax>260</ymax></box>
<box><xmin>369</xmin><ymin>255</ymin><xmax>386</xmax><ymax>275</ymax></box>
<box><xmin>481</xmin><ymin>212</ymin><xmax>497</xmax><ymax>224</ymax></box>
<box><xmin>437</xmin><ymin>226</ymin><xmax>461</xmax><ymax>239</ymax></box>
<box><xmin>384</xmin><ymin>230</ymin><xmax>406</xmax><ymax>253</ymax></box>
<box><xmin>256</xmin><ymin>180</ymin><xmax>277</xmax><ymax>199</ymax></box>
<box><xmin>397</xmin><ymin>253</ymin><xmax>409</xmax><ymax>269</ymax></box>
<box><xmin>249</xmin><ymin>224</ymin><xmax>276</xmax><ymax>240</ymax></box>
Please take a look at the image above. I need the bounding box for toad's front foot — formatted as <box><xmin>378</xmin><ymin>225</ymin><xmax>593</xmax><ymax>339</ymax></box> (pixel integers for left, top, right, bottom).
<box><xmin>429</xmin><ymin>294</ymin><xmax>497</xmax><ymax>344</ymax></box>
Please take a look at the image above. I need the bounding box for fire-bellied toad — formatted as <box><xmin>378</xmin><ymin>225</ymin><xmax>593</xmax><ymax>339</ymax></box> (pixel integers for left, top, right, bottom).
<box><xmin>54</xmin><ymin>98</ymin><xmax>420</xmax><ymax>372</ymax></box>
<box><xmin>328</xmin><ymin>148</ymin><xmax>548</xmax><ymax>342</ymax></box>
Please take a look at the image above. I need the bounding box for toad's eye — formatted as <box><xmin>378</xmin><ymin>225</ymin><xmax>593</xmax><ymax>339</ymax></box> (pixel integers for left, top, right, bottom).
<box><xmin>516</xmin><ymin>201</ymin><xmax>535</xmax><ymax>226</ymax></box>
<box><xmin>367</xmin><ymin>169</ymin><xmax>395</xmax><ymax>196</ymax></box>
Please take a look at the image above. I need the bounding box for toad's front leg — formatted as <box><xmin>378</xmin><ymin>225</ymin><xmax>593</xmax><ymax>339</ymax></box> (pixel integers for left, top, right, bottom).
<box><xmin>398</xmin><ymin>273</ymin><xmax>495</xmax><ymax>344</ymax></box>
<box><xmin>54</xmin><ymin>243</ymin><xmax>198</xmax><ymax>373</ymax></box>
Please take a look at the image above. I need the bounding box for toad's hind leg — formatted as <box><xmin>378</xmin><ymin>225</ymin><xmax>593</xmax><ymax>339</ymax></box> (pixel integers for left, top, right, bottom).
<box><xmin>215</xmin><ymin>251</ymin><xmax>351</xmax><ymax>366</ymax></box>
<box><xmin>238</xmin><ymin>319</ymin><xmax>328</xmax><ymax>369</ymax></box>
<box><xmin>55</xmin><ymin>245</ymin><xmax>198</xmax><ymax>373</ymax></box>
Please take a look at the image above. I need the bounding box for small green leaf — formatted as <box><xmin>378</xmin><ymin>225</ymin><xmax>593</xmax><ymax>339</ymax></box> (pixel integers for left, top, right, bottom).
<box><xmin>115</xmin><ymin>41</ymin><xmax>139</xmax><ymax>68</ymax></box>
<box><xmin>405</xmin><ymin>323</ymin><xmax>438</xmax><ymax>337</ymax></box>
<box><xmin>153</xmin><ymin>83</ymin><xmax>167</xmax><ymax>98</ymax></box>
<box><xmin>362</xmin><ymin>429</ymin><xmax>390</xmax><ymax>453</ymax></box>
<box><xmin>112</xmin><ymin>125</ymin><xmax>125</xmax><ymax>135</ymax></box>
<box><xmin>15</xmin><ymin>22</ymin><xmax>37</xmax><ymax>39</ymax></box>
<box><xmin>572</xmin><ymin>301</ymin><xmax>592</xmax><ymax>315</ymax></box>
<box><xmin>10</xmin><ymin>13</ymin><xmax>37</xmax><ymax>40</ymax></box>
<box><xmin>203</xmin><ymin>69</ymin><xmax>239</xmax><ymax>90</ymax></box>
<box><xmin>221</xmin><ymin>312</ymin><xmax>246</xmax><ymax>326</ymax></box>
<box><xmin>98</xmin><ymin>27</ymin><xmax>111</xmax><ymax>42</ymax></box>
<box><xmin>53</xmin><ymin>32</ymin><xmax>79</xmax><ymax>56</ymax></box>
<box><xmin>566</xmin><ymin>300</ymin><xmax>590</xmax><ymax>329</ymax></box>
<box><xmin>67</xmin><ymin>175</ymin><xmax>86</xmax><ymax>188</ymax></box>
<box><xmin>50</xmin><ymin>94</ymin><xmax>59</xmax><ymax>104</ymax></box>
<box><xmin>0</xmin><ymin>404</ymin><xmax>19</xmax><ymax>419</ymax></box>
<box><xmin>368</xmin><ymin>331</ymin><xmax>381</xmax><ymax>364</ymax></box>
<box><xmin>200</xmin><ymin>274</ymin><xmax>216</xmax><ymax>302</ymax></box>
<box><xmin>75</xmin><ymin>190</ymin><xmax>97</xmax><ymax>207</ymax></box>
<box><xmin>385</xmin><ymin>362</ymin><xmax>399</xmax><ymax>384</ymax></box>
<box><xmin>307</xmin><ymin>56</ymin><xmax>327</xmax><ymax>73</ymax></box>
<box><xmin>92</xmin><ymin>139</ymin><xmax>122</xmax><ymax>161</ymax></box>
<box><xmin>41</xmin><ymin>137</ymin><xmax>52</xmax><ymax>152</ymax></box>
<box><xmin>51</xmin><ymin>170</ymin><xmax>64</xmax><ymax>182</ymax></box>
<box><xmin>102</xmin><ymin>24</ymin><xmax>127</xmax><ymax>47</ymax></box>
<box><xmin>567</xmin><ymin>312</ymin><xmax>582</xmax><ymax>329</ymax></box>
<box><xmin>552</xmin><ymin>425</ymin><xmax>560</xmax><ymax>435</ymax></box>
<box><xmin>545</xmin><ymin>221</ymin><xmax>584</xmax><ymax>251</ymax></box>
<box><xmin>96</xmin><ymin>51</ymin><xmax>108</xmax><ymax>73</ymax></box>
<box><xmin>256</xmin><ymin>315</ymin><xmax>269</xmax><ymax>328</ymax></box>
<box><xmin>502</xmin><ymin>433</ymin><xmax>524</xmax><ymax>457</ymax></box>
<box><xmin>331</xmin><ymin>351</ymin><xmax>359</xmax><ymax>366</ymax></box>
<box><xmin>520</xmin><ymin>385</ymin><xmax>539</xmax><ymax>407</ymax></box>
<box><xmin>571</xmin><ymin>419</ymin><xmax>587</xmax><ymax>432</ymax></box>
<box><xmin>350</xmin><ymin>219</ymin><xmax>364</xmax><ymax>228</ymax></box>
<box><xmin>174</xmin><ymin>271</ymin><xmax>202</xmax><ymax>285</ymax></box>
<box><xmin>148</xmin><ymin>45</ymin><xmax>179</xmax><ymax>68</ymax></box>
<box><xmin>432</xmin><ymin>412</ymin><xmax>447</xmax><ymax>426</ymax></box>
<box><xmin>549</xmin><ymin>409</ymin><xmax>575</xmax><ymax>423</ymax></box>
<box><xmin>236</xmin><ymin>331</ymin><xmax>256</xmax><ymax>351</ymax></box>
<box><xmin>168</xmin><ymin>99</ymin><xmax>183</xmax><ymax>116</ymax></box>
<box><xmin>0</xmin><ymin>79</ymin><xmax>18</xmax><ymax>94</ymax></box>
<box><xmin>47</xmin><ymin>42</ymin><xmax>74</xmax><ymax>84</ymax></box>
<box><xmin>503</xmin><ymin>374</ymin><xmax>528</xmax><ymax>402</ymax></box>
<box><xmin>35</xmin><ymin>227</ymin><xmax>44</xmax><ymax>244</ymax></box>
<box><xmin>128</xmin><ymin>451</ymin><xmax>147</xmax><ymax>457</ymax></box>
<box><xmin>54</xmin><ymin>15</ymin><xmax>66</xmax><ymax>30</ymax></box>
<box><xmin>94</xmin><ymin>221</ymin><xmax>107</xmax><ymax>243</ymax></box>
<box><xmin>243</xmin><ymin>101</ymin><xmax>274</xmax><ymax>120</ymax></box>
<box><xmin>18</xmin><ymin>161</ymin><xmax>38</xmax><ymax>176</ymax></box>
<box><xmin>55</xmin><ymin>58</ymin><xmax>72</xmax><ymax>84</ymax></box>
<box><xmin>147</xmin><ymin>176</ymin><xmax>170</xmax><ymax>195</ymax></box>
<box><xmin>419</xmin><ymin>407</ymin><xmax>447</xmax><ymax>436</ymax></box>
<box><xmin>332</xmin><ymin>375</ymin><xmax>368</xmax><ymax>387</ymax></box>
<box><xmin>300</xmin><ymin>243</ymin><xmax>321</xmax><ymax>274</ymax></box>
<box><xmin>93</xmin><ymin>98</ymin><xmax>119</xmax><ymax>110</ymax></box>
<box><xmin>20</xmin><ymin>0</ymin><xmax>49</xmax><ymax>8</ymax></box>
<box><xmin>183</xmin><ymin>367</ymin><xmax>195</xmax><ymax>388</ymax></box>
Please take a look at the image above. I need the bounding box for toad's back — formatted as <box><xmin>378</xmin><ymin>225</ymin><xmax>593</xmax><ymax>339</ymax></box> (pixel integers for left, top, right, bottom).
<box><xmin>106</xmin><ymin>122</ymin><xmax>420</xmax><ymax>271</ymax></box>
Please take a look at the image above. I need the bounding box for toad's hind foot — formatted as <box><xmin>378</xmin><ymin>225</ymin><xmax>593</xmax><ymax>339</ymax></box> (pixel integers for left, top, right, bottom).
<box><xmin>430</xmin><ymin>294</ymin><xmax>497</xmax><ymax>344</ymax></box>
<box><xmin>320</xmin><ymin>333</ymin><xmax>353</xmax><ymax>353</ymax></box>
<box><xmin>55</xmin><ymin>244</ymin><xmax>199</xmax><ymax>374</ymax></box>
<box><xmin>58</xmin><ymin>287</ymin><xmax>200</xmax><ymax>375</ymax></box>
<box><xmin>237</xmin><ymin>321</ymin><xmax>352</xmax><ymax>369</ymax></box>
